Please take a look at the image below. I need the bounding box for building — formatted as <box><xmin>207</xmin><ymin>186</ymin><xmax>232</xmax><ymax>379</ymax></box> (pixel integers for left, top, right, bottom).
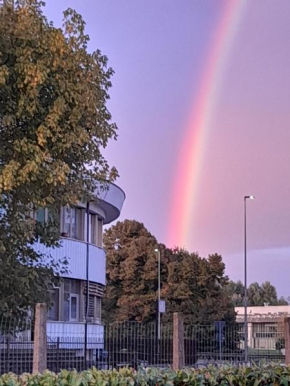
<box><xmin>235</xmin><ymin>305</ymin><xmax>290</xmax><ymax>350</ymax></box>
<box><xmin>32</xmin><ymin>183</ymin><xmax>125</xmax><ymax>342</ymax></box>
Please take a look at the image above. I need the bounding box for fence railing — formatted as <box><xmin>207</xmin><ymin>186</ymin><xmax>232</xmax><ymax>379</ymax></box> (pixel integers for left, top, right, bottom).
<box><xmin>184</xmin><ymin>324</ymin><xmax>245</xmax><ymax>366</ymax></box>
<box><xmin>46</xmin><ymin>323</ymin><xmax>173</xmax><ymax>372</ymax></box>
<box><xmin>0</xmin><ymin>307</ymin><xmax>288</xmax><ymax>374</ymax></box>
<box><xmin>0</xmin><ymin>314</ymin><xmax>33</xmax><ymax>374</ymax></box>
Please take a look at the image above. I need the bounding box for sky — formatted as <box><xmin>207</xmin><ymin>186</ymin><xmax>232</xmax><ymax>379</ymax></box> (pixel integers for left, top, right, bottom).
<box><xmin>44</xmin><ymin>0</ymin><xmax>290</xmax><ymax>296</ymax></box>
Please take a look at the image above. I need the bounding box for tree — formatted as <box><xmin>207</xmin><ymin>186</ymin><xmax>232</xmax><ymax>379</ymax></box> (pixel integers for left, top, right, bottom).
<box><xmin>103</xmin><ymin>220</ymin><xmax>235</xmax><ymax>324</ymax></box>
<box><xmin>260</xmin><ymin>281</ymin><xmax>288</xmax><ymax>305</ymax></box>
<box><xmin>224</xmin><ymin>280</ymin><xmax>244</xmax><ymax>306</ymax></box>
<box><xmin>163</xmin><ymin>250</ymin><xmax>235</xmax><ymax>324</ymax></box>
<box><xmin>226</xmin><ymin>280</ymin><xmax>288</xmax><ymax>307</ymax></box>
<box><xmin>0</xmin><ymin>0</ymin><xmax>117</xmax><ymax>316</ymax></box>
<box><xmin>103</xmin><ymin>220</ymin><xmax>159</xmax><ymax>323</ymax></box>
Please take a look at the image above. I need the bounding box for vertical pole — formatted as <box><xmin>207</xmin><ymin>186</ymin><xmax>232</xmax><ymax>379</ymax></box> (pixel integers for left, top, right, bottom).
<box><xmin>219</xmin><ymin>323</ymin><xmax>222</xmax><ymax>362</ymax></box>
<box><xmin>84</xmin><ymin>201</ymin><xmax>90</xmax><ymax>368</ymax></box>
<box><xmin>33</xmin><ymin>303</ymin><xmax>47</xmax><ymax>373</ymax></box>
<box><xmin>172</xmin><ymin>313</ymin><xmax>184</xmax><ymax>370</ymax></box>
<box><xmin>244</xmin><ymin>198</ymin><xmax>248</xmax><ymax>363</ymax></box>
<box><xmin>158</xmin><ymin>250</ymin><xmax>161</xmax><ymax>340</ymax></box>
<box><xmin>284</xmin><ymin>317</ymin><xmax>290</xmax><ymax>365</ymax></box>
<box><xmin>154</xmin><ymin>249</ymin><xmax>161</xmax><ymax>364</ymax></box>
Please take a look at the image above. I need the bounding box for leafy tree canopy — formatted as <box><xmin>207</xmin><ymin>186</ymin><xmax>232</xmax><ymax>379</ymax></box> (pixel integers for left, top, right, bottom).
<box><xmin>103</xmin><ymin>220</ymin><xmax>235</xmax><ymax>324</ymax></box>
<box><xmin>0</xmin><ymin>0</ymin><xmax>117</xmax><ymax>316</ymax></box>
<box><xmin>226</xmin><ymin>280</ymin><xmax>288</xmax><ymax>307</ymax></box>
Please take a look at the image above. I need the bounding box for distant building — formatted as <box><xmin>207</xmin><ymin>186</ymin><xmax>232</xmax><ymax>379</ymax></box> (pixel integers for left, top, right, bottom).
<box><xmin>235</xmin><ymin>305</ymin><xmax>290</xmax><ymax>350</ymax></box>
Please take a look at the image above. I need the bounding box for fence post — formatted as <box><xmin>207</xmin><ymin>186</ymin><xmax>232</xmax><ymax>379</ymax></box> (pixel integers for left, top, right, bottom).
<box><xmin>33</xmin><ymin>303</ymin><xmax>47</xmax><ymax>373</ymax></box>
<box><xmin>172</xmin><ymin>312</ymin><xmax>184</xmax><ymax>370</ymax></box>
<box><xmin>283</xmin><ymin>317</ymin><xmax>290</xmax><ymax>365</ymax></box>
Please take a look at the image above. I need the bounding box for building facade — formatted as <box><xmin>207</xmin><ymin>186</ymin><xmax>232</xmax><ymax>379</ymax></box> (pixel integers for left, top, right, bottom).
<box><xmin>32</xmin><ymin>183</ymin><xmax>125</xmax><ymax>341</ymax></box>
<box><xmin>235</xmin><ymin>305</ymin><xmax>290</xmax><ymax>351</ymax></box>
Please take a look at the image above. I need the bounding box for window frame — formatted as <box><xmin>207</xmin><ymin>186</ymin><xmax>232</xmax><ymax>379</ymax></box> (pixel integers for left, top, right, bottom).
<box><xmin>69</xmin><ymin>293</ymin><xmax>79</xmax><ymax>322</ymax></box>
<box><xmin>61</xmin><ymin>206</ymin><xmax>83</xmax><ymax>240</ymax></box>
<box><xmin>89</xmin><ymin>213</ymin><xmax>97</xmax><ymax>244</ymax></box>
<box><xmin>47</xmin><ymin>287</ymin><xmax>61</xmax><ymax>321</ymax></box>
<box><xmin>97</xmin><ymin>218</ymin><xmax>103</xmax><ymax>247</ymax></box>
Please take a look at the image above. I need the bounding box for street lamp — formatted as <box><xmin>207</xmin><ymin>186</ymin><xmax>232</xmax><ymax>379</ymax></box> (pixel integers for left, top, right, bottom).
<box><xmin>244</xmin><ymin>195</ymin><xmax>255</xmax><ymax>363</ymax></box>
<box><xmin>154</xmin><ymin>248</ymin><xmax>161</xmax><ymax>340</ymax></box>
<box><xmin>84</xmin><ymin>201</ymin><xmax>90</xmax><ymax>367</ymax></box>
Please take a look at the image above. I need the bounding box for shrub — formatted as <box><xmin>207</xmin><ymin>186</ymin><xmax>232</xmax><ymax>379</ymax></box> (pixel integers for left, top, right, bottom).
<box><xmin>1</xmin><ymin>364</ymin><xmax>290</xmax><ymax>386</ymax></box>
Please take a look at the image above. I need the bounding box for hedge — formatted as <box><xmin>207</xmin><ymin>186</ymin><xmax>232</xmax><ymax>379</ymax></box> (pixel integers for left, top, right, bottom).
<box><xmin>1</xmin><ymin>365</ymin><xmax>290</xmax><ymax>386</ymax></box>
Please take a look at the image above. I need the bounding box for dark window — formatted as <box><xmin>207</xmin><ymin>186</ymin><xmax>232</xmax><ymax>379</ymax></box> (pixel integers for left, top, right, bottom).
<box><xmin>63</xmin><ymin>279</ymin><xmax>80</xmax><ymax>321</ymax></box>
<box><xmin>47</xmin><ymin>289</ymin><xmax>59</xmax><ymax>321</ymax></box>
<box><xmin>62</xmin><ymin>207</ymin><xmax>83</xmax><ymax>240</ymax></box>
<box><xmin>36</xmin><ymin>208</ymin><xmax>45</xmax><ymax>224</ymax></box>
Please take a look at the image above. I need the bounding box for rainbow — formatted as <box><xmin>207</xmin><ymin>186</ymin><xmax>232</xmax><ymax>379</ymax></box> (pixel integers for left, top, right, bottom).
<box><xmin>167</xmin><ymin>1</ymin><xmax>248</xmax><ymax>250</ymax></box>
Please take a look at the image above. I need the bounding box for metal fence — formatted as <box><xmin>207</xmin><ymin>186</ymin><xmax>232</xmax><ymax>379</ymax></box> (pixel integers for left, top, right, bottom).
<box><xmin>247</xmin><ymin>322</ymin><xmax>285</xmax><ymax>363</ymax></box>
<box><xmin>0</xmin><ymin>318</ymin><xmax>286</xmax><ymax>374</ymax></box>
<box><xmin>47</xmin><ymin>322</ymin><xmax>173</xmax><ymax>372</ymax></box>
<box><xmin>185</xmin><ymin>324</ymin><xmax>245</xmax><ymax>366</ymax></box>
<box><xmin>0</xmin><ymin>315</ymin><xmax>33</xmax><ymax>374</ymax></box>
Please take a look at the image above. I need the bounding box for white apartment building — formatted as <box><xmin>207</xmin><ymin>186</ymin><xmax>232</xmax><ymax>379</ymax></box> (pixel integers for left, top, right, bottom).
<box><xmin>32</xmin><ymin>183</ymin><xmax>125</xmax><ymax>342</ymax></box>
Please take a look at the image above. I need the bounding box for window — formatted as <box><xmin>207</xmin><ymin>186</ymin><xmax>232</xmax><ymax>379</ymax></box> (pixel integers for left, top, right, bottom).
<box><xmin>36</xmin><ymin>208</ymin><xmax>45</xmax><ymax>224</ymax></box>
<box><xmin>84</xmin><ymin>295</ymin><xmax>102</xmax><ymax>321</ymax></box>
<box><xmin>89</xmin><ymin>214</ymin><xmax>97</xmax><ymax>244</ymax></box>
<box><xmin>98</xmin><ymin>218</ymin><xmax>103</xmax><ymax>247</ymax></box>
<box><xmin>35</xmin><ymin>208</ymin><xmax>57</xmax><ymax>227</ymax></box>
<box><xmin>46</xmin><ymin>280</ymin><xmax>104</xmax><ymax>324</ymax></box>
<box><xmin>48</xmin><ymin>288</ymin><xmax>60</xmax><ymax>321</ymax></box>
<box><xmin>84</xmin><ymin>282</ymin><xmax>103</xmax><ymax>322</ymax></box>
<box><xmin>62</xmin><ymin>207</ymin><xmax>83</xmax><ymax>240</ymax></box>
<box><xmin>63</xmin><ymin>279</ymin><xmax>80</xmax><ymax>322</ymax></box>
<box><xmin>95</xmin><ymin>297</ymin><xmax>101</xmax><ymax>320</ymax></box>
<box><xmin>88</xmin><ymin>214</ymin><xmax>103</xmax><ymax>246</ymax></box>
<box><xmin>70</xmin><ymin>294</ymin><xmax>79</xmax><ymax>321</ymax></box>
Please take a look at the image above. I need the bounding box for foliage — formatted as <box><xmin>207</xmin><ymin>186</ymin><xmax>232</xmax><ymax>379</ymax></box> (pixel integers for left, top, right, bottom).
<box><xmin>0</xmin><ymin>0</ymin><xmax>117</xmax><ymax>316</ymax></box>
<box><xmin>2</xmin><ymin>365</ymin><xmax>290</xmax><ymax>386</ymax></box>
<box><xmin>103</xmin><ymin>220</ymin><xmax>159</xmax><ymax>323</ymax></box>
<box><xmin>103</xmin><ymin>220</ymin><xmax>235</xmax><ymax>324</ymax></box>
<box><xmin>162</xmin><ymin>250</ymin><xmax>235</xmax><ymax>325</ymax></box>
<box><xmin>226</xmin><ymin>280</ymin><xmax>288</xmax><ymax>307</ymax></box>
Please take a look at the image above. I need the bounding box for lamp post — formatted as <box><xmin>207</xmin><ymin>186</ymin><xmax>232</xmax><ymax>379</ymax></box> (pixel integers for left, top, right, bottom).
<box><xmin>154</xmin><ymin>248</ymin><xmax>161</xmax><ymax>340</ymax></box>
<box><xmin>244</xmin><ymin>195</ymin><xmax>255</xmax><ymax>363</ymax></box>
<box><xmin>84</xmin><ymin>201</ymin><xmax>90</xmax><ymax>367</ymax></box>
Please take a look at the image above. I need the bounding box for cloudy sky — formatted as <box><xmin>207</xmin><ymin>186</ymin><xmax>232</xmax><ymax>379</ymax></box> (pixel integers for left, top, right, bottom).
<box><xmin>45</xmin><ymin>0</ymin><xmax>290</xmax><ymax>296</ymax></box>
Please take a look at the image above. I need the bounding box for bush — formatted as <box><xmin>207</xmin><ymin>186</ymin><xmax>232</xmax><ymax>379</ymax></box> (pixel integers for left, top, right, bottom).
<box><xmin>1</xmin><ymin>365</ymin><xmax>290</xmax><ymax>386</ymax></box>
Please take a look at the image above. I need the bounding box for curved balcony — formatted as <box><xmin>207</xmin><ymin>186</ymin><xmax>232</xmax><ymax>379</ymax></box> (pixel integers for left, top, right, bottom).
<box><xmin>94</xmin><ymin>183</ymin><xmax>126</xmax><ymax>224</ymax></box>
<box><xmin>33</xmin><ymin>238</ymin><xmax>106</xmax><ymax>285</ymax></box>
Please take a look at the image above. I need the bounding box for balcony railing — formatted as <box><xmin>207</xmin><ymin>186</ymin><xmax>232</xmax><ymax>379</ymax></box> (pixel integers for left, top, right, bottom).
<box><xmin>33</xmin><ymin>238</ymin><xmax>106</xmax><ymax>284</ymax></box>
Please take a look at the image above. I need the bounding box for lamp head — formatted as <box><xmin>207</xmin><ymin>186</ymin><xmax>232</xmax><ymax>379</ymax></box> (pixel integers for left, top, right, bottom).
<box><xmin>244</xmin><ymin>195</ymin><xmax>255</xmax><ymax>200</ymax></box>
<box><xmin>154</xmin><ymin>248</ymin><xmax>159</xmax><ymax>253</ymax></box>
